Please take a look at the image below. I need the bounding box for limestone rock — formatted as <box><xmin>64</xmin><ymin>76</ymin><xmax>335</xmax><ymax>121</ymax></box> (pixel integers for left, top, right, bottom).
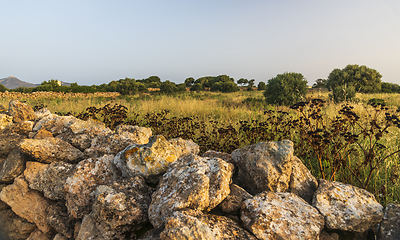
<box><xmin>148</xmin><ymin>154</ymin><xmax>234</xmax><ymax>228</ymax></box>
<box><xmin>202</xmin><ymin>150</ymin><xmax>234</xmax><ymax>166</ymax></box>
<box><xmin>8</xmin><ymin>100</ymin><xmax>35</xmax><ymax>123</ymax></box>
<box><xmin>26</xmin><ymin>229</ymin><xmax>51</xmax><ymax>240</ymax></box>
<box><xmin>0</xmin><ymin>104</ymin><xmax>6</xmax><ymax>113</ymax></box>
<box><xmin>218</xmin><ymin>184</ymin><xmax>253</xmax><ymax>215</ymax></box>
<box><xmin>19</xmin><ymin>138</ymin><xmax>84</xmax><ymax>164</ymax></box>
<box><xmin>319</xmin><ymin>230</ymin><xmax>340</xmax><ymax>240</ymax></box>
<box><xmin>168</xmin><ymin>137</ymin><xmax>200</xmax><ymax>157</ymax></box>
<box><xmin>161</xmin><ymin>209</ymin><xmax>257</xmax><ymax>240</ymax></box>
<box><xmin>115</xmin><ymin>125</ymin><xmax>152</xmax><ymax>144</ymax></box>
<box><xmin>377</xmin><ymin>203</ymin><xmax>400</xmax><ymax>240</ymax></box>
<box><xmin>0</xmin><ymin>149</ymin><xmax>28</xmax><ymax>183</ymax></box>
<box><xmin>53</xmin><ymin>233</ymin><xmax>69</xmax><ymax>240</ymax></box>
<box><xmin>241</xmin><ymin>191</ymin><xmax>324</xmax><ymax>240</ymax></box>
<box><xmin>91</xmin><ymin>176</ymin><xmax>153</xmax><ymax>239</ymax></box>
<box><xmin>137</xmin><ymin>228</ymin><xmax>162</xmax><ymax>240</ymax></box>
<box><xmin>0</xmin><ymin>184</ymin><xmax>10</xmax><ymax>210</ymax></box>
<box><xmin>313</xmin><ymin>179</ymin><xmax>384</xmax><ymax>233</ymax></box>
<box><xmin>65</xmin><ymin>155</ymin><xmax>118</xmax><ymax>219</ymax></box>
<box><xmin>0</xmin><ymin>132</ymin><xmax>23</xmax><ymax>158</ymax></box>
<box><xmin>114</xmin><ymin>135</ymin><xmax>197</xmax><ymax>181</ymax></box>
<box><xmin>231</xmin><ymin>140</ymin><xmax>294</xmax><ymax>195</ymax></box>
<box><xmin>76</xmin><ymin>213</ymin><xmax>104</xmax><ymax>240</ymax></box>
<box><xmin>24</xmin><ymin>161</ymin><xmax>75</xmax><ymax>200</ymax></box>
<box><xmin>288</xmin><ymin>156</ymin><xmax>318</xmax><ymax>204</ymax></box>
<box><xmin>33</xmin><ymin>114</ymin><xmax>78</xmax><ymax>135</ymax></box>
<box><xmin>46</xmin><ymin>202</ymin><xmax>74</xmax><ymax>239</ymax></box>
<box><xmin>0</xmin><ymin>114</ymin><xmax>13</xmax><ymax>130</ymax></box>
<box><xmin>0</xmin><ymin>209</ymin><xmax>36</xmax><ymax>240</ymax></box>
<box><xmin>34</xmin><ymin>129</ymin><xmax>53</xmax><ymax>139</ymax></box>
<box><xmin>84</xmin><ymin>131</ymin><xmax>139</xmax><ymax>158</ymax></box>
<box><xmin>9</xmin><ymin>121</ymin><xmax>34</xmax><ymax>135</ymax></box>
<box><xmin>34</xmin><ymin>108</ymin><xmax>51</xmax><ymax>122</ymax></box>
<box><xmin>0</xmin><ymin>175</ymin><xmax>52</xmax><ymax>233</ymax></box>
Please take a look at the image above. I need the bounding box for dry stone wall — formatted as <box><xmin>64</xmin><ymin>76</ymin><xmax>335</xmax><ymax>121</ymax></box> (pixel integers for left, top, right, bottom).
<box><xmin>0</xmin><ymin>100</ymin><xmax>398</xmax><ymax>240</ymax></box>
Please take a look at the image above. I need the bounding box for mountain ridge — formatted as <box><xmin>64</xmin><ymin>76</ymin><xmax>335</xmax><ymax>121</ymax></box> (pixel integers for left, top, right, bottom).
<box><xmin>0</xmin><ymin>76</ymin><xmax>71</xmax><ymax>89</ymax></box>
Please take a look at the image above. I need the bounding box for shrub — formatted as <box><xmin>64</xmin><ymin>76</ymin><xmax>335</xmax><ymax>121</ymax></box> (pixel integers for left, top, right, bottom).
<box><xmin>331</xmin><ymin>84</ymin><xmax>356</xmax><ymax>103</ymax></box>
<box><xmin>264</xmin><ymin>72</ymin><xmax>307</xmax><ymax>106</ymax></box>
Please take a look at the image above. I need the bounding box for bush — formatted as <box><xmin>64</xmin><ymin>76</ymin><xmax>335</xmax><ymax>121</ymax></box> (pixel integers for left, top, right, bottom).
<box><xmin>257</xmin><ymin>81</ymin><xmax>266</xmax><ymax>90</ymax></box>
<box><xmin>331</xmin><ymin>84</ymin><xmax>356</xmax><ymax>103</ymax></box>
<box><xmin>264</xmin><ymin>72</ymin><xmax>307</xmax><ymax>106</ymax></box>
<box><xmin>0</xmin><ymin>84</ymin><xmax>7</xmax><ymax>92</ymax></box>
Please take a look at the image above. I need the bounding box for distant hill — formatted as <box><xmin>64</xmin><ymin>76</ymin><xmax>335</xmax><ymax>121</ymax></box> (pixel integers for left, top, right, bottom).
<box><xmin>0</xmin><ymin>76</ymin><xmax>71</xmax><ymax>89</ymax></box>
<box><xmin>0</xmin><ymin>76</ymin><xmax>38</xmax><ymax>89</ymax></box>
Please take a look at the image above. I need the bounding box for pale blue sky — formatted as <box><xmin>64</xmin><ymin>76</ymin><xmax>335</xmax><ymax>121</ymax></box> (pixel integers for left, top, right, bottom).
<box><xmin>1</xmin><ymin>0</ymin><xmax>400</xmax><ymax>85</ymax></box>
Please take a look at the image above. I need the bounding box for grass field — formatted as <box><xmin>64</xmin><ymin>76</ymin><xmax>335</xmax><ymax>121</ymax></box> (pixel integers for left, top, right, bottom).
<box><xmin>1</xmin><ymin>90</ymin><xmax>399</xmax><ymax>205</ymax></box>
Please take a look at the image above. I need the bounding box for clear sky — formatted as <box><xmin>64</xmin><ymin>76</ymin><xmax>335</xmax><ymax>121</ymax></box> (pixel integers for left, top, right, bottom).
<box><xmin>1</xmin><ymin>0</ymin><xmax>400</xmax><ymax>86</ymax></box>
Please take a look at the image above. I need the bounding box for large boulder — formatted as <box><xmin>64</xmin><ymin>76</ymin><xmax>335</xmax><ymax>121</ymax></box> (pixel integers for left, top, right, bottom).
<box><xmin>33</xmin><ymin>108</ymin><xmax>51</xmax><ymax>122</ymax></box>
<box><xmin>91</xmin><ymin>176</ymin><xmax>153</xmax><ymax>239</ymax></box>
<box><xmin>8</xmin><ymin>121</ymin><xmax>34</xmax><ymax>136</ymax></box>
<box><xmin>313</xmin><ymin>179</ymin><xmax>384</xmax><ymax>233</ymax></box>
<box><xmin>377</xmin><ymin>203</ymin><xmax>400</xmax><ymax>240</ymax></box>
<box><xmin>75</xmin><ymin>213</ymin><xmax>104</xmax><ymax>240</ymax></box>
<box><xmin>0</xmin><ymin>184</ymin><xmax>10</xmax><ymax>211</ymax></box>
<box><xmin>19</xmin><ymin>138</ymin><xmax>84</xmax><ymax>164</ymax></box>
<box><xmin>113</xmin><ymin>135</ymin><xmax>199</xmax><ymax>181</ymax></box>
<box><xmin>288</xmin><ymin>156</ymin><xmax>318</xmax><ymax>204</ymax></box>
<box><xmin>24</xmin><ymin>161</ymin><xmax>75</xmax><ymax>200</ymax></box>
<box><xmin>231</xmin><ymin>140</ymin><xmax>294</xmax><ymax>194</ymax></box>
<box><xmin>26</xmin><ymin>229</ymin><xmax>52</xmax><ymax>240</ymax></box>
<box><xmin>33</xmin><ymin>114</ymin><xmax>78</xmax><ymax>136</ymax></box>
<box><xmin>148</xmin><ymin>154</ymin><xmax>234</xmax><ymax>229</ymax></box>
<box><xmin>115</xmin><ymin>125</ymin><xmax>152</xmax><ymax>145</ymax></box>
<box><xmin>64</xmin><ymin>155</ymin><xmax>119</xmax><ymax>219</ymax></box>
<box><xmin>160</xmin><ymin>209</ymin><xmax>257</xmax><ymax>240</ymax></box>
<box><xmin>241</xmin><ymin>191</ymin><xmax>325</xmax><ymax>240</ymax></box>
<box><xmin>0</xmin><ymin>209</ymin><xmax>37</xmax><ymax>240</ymax></box>
<box><xmin>8</xmin><ymin>100</ymin><xmax>35</xmax><ymax>123</ymax></box>
<box><xmin>0</xmin><ymin>175</ymin><xmax>52</xmax><ymax>233</ymax></box>
<box><xmin>0</xmin><ymin>149</ymin><xmax>28</xmax><ymax>183</ymax></box>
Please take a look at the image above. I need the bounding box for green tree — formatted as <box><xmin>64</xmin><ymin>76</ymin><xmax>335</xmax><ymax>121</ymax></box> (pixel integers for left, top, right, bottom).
<box><xmin>190</xmin><ymin>83</ymin><xmax>204</xmax><ymax>91</ymax></box>
<box><xmin>257</xmin><ymin>81</ymin><xmax>266</xmax><ymax>90</ymax></box>
<box><xmin>210</xmin><ymin>81</ymin><xmax>239</xmax><ymax>93</ymax></box>
<box><xmin>264</xmin><ymin>72</ymin><xmax>308</xmax><ymax>106</ymax></box>
<box><xmin>326</xmin><ymin>64</ymin><xmax>382</xmax><ymax>93</ymax></box>
<box><xmin>160</xmin><ymin>80</ymin><xmax>178</xmax><ymax>94</ymax></box>
<box><xmin>0</xmin><ymin>84</ymin><xmax>7</xmax><ymax>92</ymax></box>
<box><xmin>312</xmin><ymin>79</ymin><xmax>327</xmax><ymax>88</ymax></box>
<box><xmin>331</xmin><ymin>84</ymin><xmax>356</xmax><ymax>103</ymax></box>
<box><xmin>185</xmin><ymin>77</ymin><xmax>195</xmax><ymax>87</ymax></box>
<box><xmin>237</xmin><ymin>78</ymin><xmax>248</xmax><ymax>86</ymax></box>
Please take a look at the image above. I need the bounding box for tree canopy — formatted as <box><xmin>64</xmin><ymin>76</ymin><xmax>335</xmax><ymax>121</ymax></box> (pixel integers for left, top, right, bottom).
<box><xmin>326</xmin><ymin>64</ymin><xmax>382</xmax><ymax>93</ymax></box>
<box><xmin>264</xmin><ymin>72</ymin><xmax>308</xmax><ymax>106</ymax></box>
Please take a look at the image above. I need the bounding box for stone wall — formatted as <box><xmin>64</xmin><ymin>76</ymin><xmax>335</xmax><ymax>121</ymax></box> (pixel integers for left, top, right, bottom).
<box><xmin>0</xmin><ymin>100</ymin><xmax>398</xmax><ymax>240</ymax></box>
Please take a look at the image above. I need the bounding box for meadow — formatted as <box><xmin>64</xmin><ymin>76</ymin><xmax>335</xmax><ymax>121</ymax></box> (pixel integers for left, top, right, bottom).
<box><xmin>1</xmin><ymin>90</ymin><xmax>399</xmax><ymax>205</ymax></box>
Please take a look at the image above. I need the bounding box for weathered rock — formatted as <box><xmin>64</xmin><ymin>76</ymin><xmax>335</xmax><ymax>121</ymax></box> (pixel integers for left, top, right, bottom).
<box><xmin>84</xmin><ymin>131</ymin><xmax>139</xmax><ymax>158</ymax></box>
<box><xmin>114</xmin><ymin>135</ymin><xmax>199</xmax><ymax>181</ymax></box>
<box><xmin>161</xmin><ymin>209</ymin><xmax>257</xmax><ymax>240</ymax></box>
<box><xmin>34</xmin><ymin>129</ymin><xmax>53</xmax><ymax>139</ymax></box>
<box><xmin>57</xmin><ymin>118</ymin><xmax>111</xmax><ymax>151</ymax></box>
<box><xmin>0</xmin><ymin>149</ymin><xmax>28</xmax><ymax>183</ymax></box>
<box><xmin>218</xmin><ymin>184</ymin><xmax>253</xmax><ymax>215</ymax></box>
<box><xmin>26</xmin><ymin>229</ymin><xmax>52</xmax><ymax>240</ymax></box>
<box><xmin>34</xmin><ymin>108</ymin><xmax>52</xmax><ymax>122</ymax></box>
<box><xmin>231</xmin><ymin>140</ymin><xmax>294</xmax><ymax>195</ymax></box>
<box><xmin>288</xmin><ymin>156</ymin><xmax>318</xmax><ymax>204</ymax></box>
<box><xmin>0</xmin><ymin>209</ymin><xmax>36</xmax><ymax>240</ymax></box>
<box><xmin>0</xmin><ymin>132</ymin><xmax>23</xmax><ymax>158</ymax></box>
<box><xmin>377</xmin><ymin>203</ymin><xmax>400</xmax><ymax>240</ymax></box>
<box><xmin>137</xmin><ymin>228</ymin><xmax>162</xmax><ymax>240</ymax></box>
<box><xmin>8</xmin><ymin>100</ymin><xmax>35</xmax><ymax>123</ymax></box>
<box><xmin>0</xmin><ymin>104</ymin><xmax>6</xmax><ymax>113</ymax></box>
<box><xmin>0</xmin><ymin>114</ymin><xmax>13</xmax><ymax>130</ymax></box>
<box><xmin>76</xmin><ymin>213</ymin><xmax>104</xmax><ymax>240</ymax></box>
<box><xmin>46</xmin><ymin>202</ymin><xmax>74</xmax><ymax>239</ymax></box>
<box><xmin>319</xmin><ymin>230</ymin><xmax>339</xmax><ymax>240</ymax></box>
<box><xmin>148</xmin><ymin>154</ymin><xmax>234</xmax><ymax>229</ymax></box>
<box><xmin>0</xmin><ymin>175</ymin><xmax>52</xmax><ymax>233</ymax></box>
<box><xmin>115</xmin><ymin>125</ymin><xmax>152</xmax><ymax>144</ymax></box>
<box><xmin>202</xmin><ymin>150</ymin><xmax>234</xmax><ymax>169</ymax></box>
<box><xmin>53</xmin><ymin>233</ymin><xmax>69</xmax><ymax>240</ymax></box>
<box><xmin>24</xmin><ymin>161</ymin><xmax>75</xmax><ymax>200</ymax></box>
<box><xmin>168</xmin><ymin>137</ymin><xmax>200</xmax><ymax>157</ymax></box>
<box><xmin>91</xmin><ymin>176</ymin><xmax>153</xmax><ymax>239</ymax></box>
<box><xmin>241</xmin><ymin>191</ymin><xmax>324</xmax><ymax>240</ymax></box>
<box><xmin>0</xmin><ymin>184</ymin><xmax>10</xmax><ymax>210</ymax></box>
<box><xmin>313</xmin><ymin>179</ymin><xmax>384</xmax><ymax>233</ymax></box>
<box><xmin>33</xmin><ymin>114</ymin><xmax>78</xmax><ymax>135</ymax></box>
<box><xmin>9</xmin><ymin>121</ymin><xmax>34</xmax><ymax>135</ymax></box>
<box><xmin>19</xmin><ymin>138</ymin><xmax>84</xmax><ymax>164</ymax></box>
<box><xmin>65</xmin><ymin>155</ymin><xmax>118</xmax><ymax>219</ymax></box>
